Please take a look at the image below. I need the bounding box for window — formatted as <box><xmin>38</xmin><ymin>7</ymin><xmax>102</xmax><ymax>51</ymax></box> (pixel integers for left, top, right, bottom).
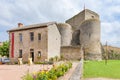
<box><xmin>92</xmin><ymin>16</ymin><xmax>94</xmax><ymax>18</ymax></box>
<box><xmin>30</xmin><ymin>49</ymin><xmax>34</xmax><ymax>52</ymax></box>
<box><xmin>38</xmin><ymin>51</ymin><xmax>41</xmax><ymax>57</ymax></box>
<box><xmin>38</xmin><ymin>33</ymin><xmax>41</xmax><ymax>40</ymax></box>
<box><xmin>30</xmin><ymin>32</ymin><xmax>34</xmax><ymax>41</ymax></box>
<box><xmin>19</xmin><ymin>33</ymin><xmax>22</xmax><ymax>42</ymax></box>
<box><xmin>19</xmin><ymin>49</ymin><xmax>22</xmax><ymax>58</ymax></box>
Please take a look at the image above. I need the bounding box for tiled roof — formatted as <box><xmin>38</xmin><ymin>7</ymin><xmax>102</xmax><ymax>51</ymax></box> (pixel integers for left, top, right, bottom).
<box><xmin>8</xmin><ymin>22</ymin><xmax>56</xmax><ymax>32</ymax></box>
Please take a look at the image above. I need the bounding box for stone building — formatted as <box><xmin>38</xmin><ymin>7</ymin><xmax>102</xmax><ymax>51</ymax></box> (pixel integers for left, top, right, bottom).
<box><xmin>8</xmin><ymin>22</ymin><xmax>61</xmax><ymax>62</ymax></box>
<box><xmin>66</xmin><ymin>9</ymin><xmax>102</xmax><ymax>60</ymax></box>
<box><xmin>8</xmin><ymin>9</ymin><xmax>102</xmax><ymax>62</ymax></box>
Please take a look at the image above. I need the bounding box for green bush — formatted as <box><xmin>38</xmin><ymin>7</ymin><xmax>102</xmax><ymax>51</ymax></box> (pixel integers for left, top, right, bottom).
<box><xmin>0</xmin><ymin>41</ymin><xmax>9</xmax><ymax>57</ymax></box>
<box><xmin>49</xmin><ymin>56</ymin><xmax>60</xmax><ymax>62</ymax></box>
<box><xmin>34</xmin><ymin>61</ymin><xmax>53</xmax><ymax>65</ymax></box>
<box><xmin>60</xmin><ymin>55</ymin><xmax>64</xmax><ymax>60</ymax></box>
<box><xmin>49</xmin><ymin>57</ymin><xmax>54</xmax><ymax>62</ymax></box>
<box><xmin>22</xmin><ymin>73</ymin><xmax>33</xmax><ymax>80</ymax></box>
<box><xmin>36</xmin><ymin>71</ymin><xmax>48</xmax><ymax>80</ymax></box>
<box><xmin>23</xmin><ymin>62</ymin><xmax>72</xmax><ymax>80</ymax></box>
<box><xmin>103</xmin><ymin>49</ymin><xmax>120</xmax><ymax>60</ymax></box>
<box><xmin>68</xmin><ymin>62</ymin><xmax>72</xmax><ymax>68</ymax></box>
<box><xmin>48</xmin><ymin>69</ymin><xmax>57</xmax><ymax>80</ymax></box>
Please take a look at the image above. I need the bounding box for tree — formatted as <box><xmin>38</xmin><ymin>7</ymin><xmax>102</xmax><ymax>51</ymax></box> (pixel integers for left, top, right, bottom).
<box><xmin>0</xmin><ymin>41</ymin><xmax>9</xmax><ymax>57</ymax></box>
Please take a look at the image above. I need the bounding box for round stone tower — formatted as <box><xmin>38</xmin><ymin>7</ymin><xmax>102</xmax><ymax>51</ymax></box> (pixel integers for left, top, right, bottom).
<box><xmin>57</xmin><ymin>23</ymin><xmax>72</xmax><ymax>46</ymax></box>
<box><xmin>79</xmin><ymin>19</ymin><xmax>102</xmax><ymax>60</ymax></box>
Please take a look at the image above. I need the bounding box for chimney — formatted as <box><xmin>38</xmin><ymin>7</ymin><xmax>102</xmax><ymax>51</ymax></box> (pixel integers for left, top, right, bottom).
<box><xmin>18</xmin><ymin>23</ymin><xmax>23</xmax><ymax>27</ymax></box>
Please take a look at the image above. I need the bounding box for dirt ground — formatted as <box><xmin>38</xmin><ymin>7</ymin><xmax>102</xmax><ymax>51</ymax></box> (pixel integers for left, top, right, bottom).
<box><xmin>0</xmin><ymin>64</ymin><xmax>52</xmax><ymax>80</ymax></box>
<box><xmin>0</xmin><ymin>62</ymin><xmax>79</xmax><ymax>80</ymax></box>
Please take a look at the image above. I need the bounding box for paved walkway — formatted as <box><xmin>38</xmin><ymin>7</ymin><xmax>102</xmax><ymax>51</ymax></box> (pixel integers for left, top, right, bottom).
<box><xmin>0</xmin><ymin>64</ymin><xmax>52</xmax><ymax>80</ymax></box>
<box><xmin>58</xmin><ymin>62</ymin><xmax>79</xmax><ymax>80</ymax></box>
<box><xmin>69</xmin><ymin>60</ymin><xmax>83</xmax><ymax>80</ymax></box>
<box><xmin>0</xmin><ymin>62</ymin><xmax>79</xmax><ymax>80</ymax></box>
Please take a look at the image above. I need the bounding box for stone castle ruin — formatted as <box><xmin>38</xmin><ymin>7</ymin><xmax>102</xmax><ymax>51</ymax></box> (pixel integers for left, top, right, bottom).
<box><xmin>8</xmin><ymin>9</ymin><xmax>102</xmax><ymax>63</ymax></box>
<box><xmin>62</xmin><ymin>9</ymin><xmax>102</xmax><ymax>60</ymax></box>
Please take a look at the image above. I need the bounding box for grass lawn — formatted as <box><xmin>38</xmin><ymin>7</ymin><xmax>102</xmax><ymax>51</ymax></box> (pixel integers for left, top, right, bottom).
<box><xmin>84</xmin><ymin>60</ymin><xmax>120</xmax><ymax>79</ymax></box>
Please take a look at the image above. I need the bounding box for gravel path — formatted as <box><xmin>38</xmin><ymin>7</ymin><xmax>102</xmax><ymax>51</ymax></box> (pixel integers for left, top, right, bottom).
<box><xmin>58</xmin><ymin>62</ymin><xmax>79</xmax><ymax>80</ymax></box>
<box><xmin>0</xmin><ymin>64</ymin><xmax>52</xmax><ymax>80</ymax></box>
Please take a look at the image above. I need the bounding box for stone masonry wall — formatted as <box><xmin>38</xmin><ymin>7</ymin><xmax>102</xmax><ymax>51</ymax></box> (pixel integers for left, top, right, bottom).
<box><xmin>80</xmin><ymin>19</ymin><xmax>102</xmax><ymax>60</ymax></box>
<box><xmin>61</xmin><ymin>46</ymin><xmax>81</xmax><ymax>60</ymax></box>
<box><xmin>48</xmin><ymin>24</ymin><xmax>61</xmax><ymax>59</ymax></box>
<box><xmin>66</xmin><ymin>11</ymin><xmax>85</xmax><ymax>30</ymax></box>
<box><xmin>57</xmin><ymin>23</ymin><xmax>72</xmax><ymax>46</ymax></box>
<box><xmin>9</xmin><ymin>27</ymin><xmax>48</xmax><ymax>62</ymax></box>
<box><xmin>66</xmin><ymin>9</ymin><xmax>102</xmax><ymax>60</ymax></box>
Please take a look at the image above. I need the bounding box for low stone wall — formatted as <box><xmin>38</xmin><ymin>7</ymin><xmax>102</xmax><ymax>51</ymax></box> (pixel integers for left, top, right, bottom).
<box><xmin>61</xmin><ymin>46</ymin><xmax>81</xmax><ymax>60</ymax></box>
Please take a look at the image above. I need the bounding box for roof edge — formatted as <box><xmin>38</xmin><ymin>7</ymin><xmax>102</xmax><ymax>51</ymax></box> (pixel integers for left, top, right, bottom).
<box><xmin>7</xmin><ymin>21</ymin><xmax>57</xmax><ymax>32</ymax></box>
<box><xmin>66</xmin><ymin>9</ymin><xmax>99</xmax><ymax>22</ymax></box>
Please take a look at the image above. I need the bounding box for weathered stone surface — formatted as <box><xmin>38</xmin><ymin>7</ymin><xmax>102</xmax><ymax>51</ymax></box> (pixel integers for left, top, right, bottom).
<box><xmin>66</xmin><ymin>9</ymin><xmax>102</xmax><ymax>60</ymax></box>
<box><xmin>8</xmin><ymin>22</ymin><xmax>61</xmax><ymax>62</ymax></box>
<box><xmin>80</xmin><ymin>19</ymin><xmax>102</xmax><ymax>60</ymax></box>
<box><xmin>69</xmin><ymin>60</ymin><xmax>83</xmax><ymax>80</ymax></box>
<box><xmin>8</xmin><ymin>9</ymin><xmax>103</xmax><ymax>63</ymax></box>
<box><xmin>48</xmin><ymin>24</ymin><xmax>61</xmax><ymax>59</ymax></box>
<box><xmin>61</xmin><ymin>46</ymin><xmax>81</xmax><ymax>60</ymax></box>
<box><xmin>66</xmin><ymin>9</ymin><xmax>99</xmax><ymax>31</ymax></box>
<box><xmin>57</xmin><ymin>23</ymin><xmax>72</xmax><ymax>46</ymax></box>
<box><xmin>71</xmin><ymin>30</ymin><xmax>80</xmax><ymax>46</ymax></box>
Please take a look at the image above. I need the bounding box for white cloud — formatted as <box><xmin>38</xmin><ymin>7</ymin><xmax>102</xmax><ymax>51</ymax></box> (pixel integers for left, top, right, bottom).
<box><xmin>0</xmin><ymin>0</ymin><xmax>120</xmax><ymax>47</ymax></box>
<box><xmin>101</xmin><ymin>21</ymin><xmax>120</xmax><ymax>46</ymax></box>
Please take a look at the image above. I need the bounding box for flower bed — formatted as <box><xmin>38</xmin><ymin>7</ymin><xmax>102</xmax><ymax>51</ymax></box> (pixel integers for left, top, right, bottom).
<box><xmin>23</xmin><ymin>62</ymin><xmax>72</xmax><ymax>80</ymax></box>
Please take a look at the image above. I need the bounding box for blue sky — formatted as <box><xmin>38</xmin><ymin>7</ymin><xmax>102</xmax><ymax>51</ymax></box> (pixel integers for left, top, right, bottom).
<box><xmin>0</xmin><ymin>0</ymin><xmax>120</xmax><ymax>47</ymax></box>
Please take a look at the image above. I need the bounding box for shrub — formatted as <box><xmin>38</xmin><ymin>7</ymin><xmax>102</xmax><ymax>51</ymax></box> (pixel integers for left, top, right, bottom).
<box><xmin>22</xmin><ymin>73</ymin><xmax>33</xmax><ymax>80</ymax></box>
<box><xmin>36</xmin><ymin>71</ymin><xmax>48</xmax><ymax>80</ymax></box>
<box><xmin>49</xmin><ymin>56</ymin><xmax>60</xmax><ymax>62</ymax></box>
<box><xmin>54</xmin><ymin>56</ymin><xmax>59</xmax><ymax>61</ymax></box>
<box><xmin>49</xmin><ymin>57</ymin><xmax>54</xmax><ymax>62</ymax></box>
<box><xmin>23</xmin><ymin>62</ymin><xmax>72</xmax><ymax>80</ymax></box>
<box><xmin>34</xmin><ymin>61</ymin><xmax>53</xmax><ymax>65</ymax></box>
<box><xmin>47</xmin><ymin>69</ymin><xmax>57</xmax><ymax>80</ymax></box>
<box><xmin>103</xmin><ymin>49</ymin><xmax>120</xmax><ymax>60</ymax></box>
<box><xmin>60</xmin><ymin>55</ymin><xmax>64</xmax><ymax>60</ymax></box>
<box><xmin>67</xmin><ymin>62</ymin><xmax>72</xmax><ymax>68</ymax></box>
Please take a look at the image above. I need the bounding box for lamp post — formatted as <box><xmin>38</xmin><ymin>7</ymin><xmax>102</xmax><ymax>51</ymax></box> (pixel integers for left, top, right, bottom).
<box><xmin>105</xmin><ymin>41</ymin><xmax>108</xmax><ymax>65</ymax></box>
